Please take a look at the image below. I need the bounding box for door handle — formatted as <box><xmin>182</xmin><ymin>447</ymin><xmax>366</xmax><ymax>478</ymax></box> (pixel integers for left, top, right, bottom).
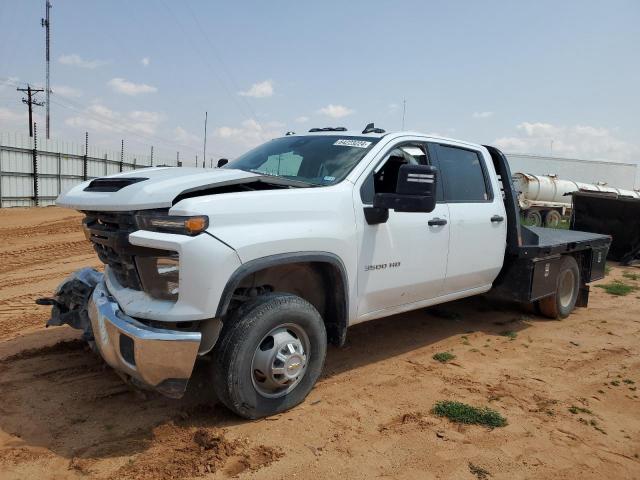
<box><xmin>428</xmin><ymin>217</ymin><xmax>447</xmax><ymax>226</ymax></box>
<box><xmin>491</xmin><ymin>215</ymin><xmax>505</xmax><ymax>223</ymax></box>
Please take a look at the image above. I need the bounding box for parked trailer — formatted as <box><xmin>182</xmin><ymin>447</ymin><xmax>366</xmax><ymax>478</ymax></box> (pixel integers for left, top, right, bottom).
<box><xmin>513</xmin><ymin>172</ymin><xmax>640</xmax><ymax>227</ymax></box>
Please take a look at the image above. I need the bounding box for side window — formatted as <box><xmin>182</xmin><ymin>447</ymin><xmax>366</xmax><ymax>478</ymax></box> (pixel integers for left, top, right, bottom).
<box><xmin>434</xmin><ymin>144</ymin><xmax>492</xmax><ymax>202</ymax></box>
<box><xmin>361</xmin><ymin>143</ymin><xmax>442</xmax><ymax>204</ymax></box>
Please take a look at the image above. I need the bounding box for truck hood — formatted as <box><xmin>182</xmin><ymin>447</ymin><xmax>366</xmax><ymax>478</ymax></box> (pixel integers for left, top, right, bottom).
<box><xmin>57</xmin><ymin>167</ymin><xmax>264</xmax><ymax>211</ymax></box>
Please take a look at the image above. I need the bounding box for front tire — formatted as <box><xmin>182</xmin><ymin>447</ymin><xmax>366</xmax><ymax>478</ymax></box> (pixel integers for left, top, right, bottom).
<box><xmin>537</xmin><ymin>256</ymin><xmax>580</xmax><ymax>319</ymax></box>
<box><xmin>211</xmin><ymin>293</ymin><xmax>327</xmax><ymax>419</ymax></box>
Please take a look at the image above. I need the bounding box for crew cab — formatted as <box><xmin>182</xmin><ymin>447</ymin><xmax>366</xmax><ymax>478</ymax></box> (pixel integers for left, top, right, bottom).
<box><xmin>42</xmin><ymin>126</ymin><xmax>611</xmax><ymax>419</ymax></box>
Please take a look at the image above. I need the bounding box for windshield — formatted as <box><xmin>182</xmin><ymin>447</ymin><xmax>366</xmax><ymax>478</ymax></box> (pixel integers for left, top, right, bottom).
<box><xmin>224</xmin><ymin>135</ymin><xmax>379</xmax><ymax>186</ymax></box>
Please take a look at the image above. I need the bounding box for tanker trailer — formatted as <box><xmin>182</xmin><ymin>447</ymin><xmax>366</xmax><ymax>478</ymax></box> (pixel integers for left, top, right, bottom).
<box><xmin>513</xmin><ymin>172</ymin><xmax>640</xmax><ymax>227</ymax></box>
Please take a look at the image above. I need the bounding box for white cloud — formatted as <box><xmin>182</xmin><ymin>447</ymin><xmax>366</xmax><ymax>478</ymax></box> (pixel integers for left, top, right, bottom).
<box><xmin>0</xmin><ymin>106</ymin><xmax>44</xmax><ymax>132</ymax></box>
<box><xmin>58</xmin><ymin>54</ymin><xmax>107</xmax><ymax>69</ymax></box>
<box><xmin>472</xmin><ymin>111</ymin><xmax>494</xmax><ymax>119</ymax></box>
<box><xmin>295</xmin><ymin>116</ymin><xmax>309</xmax><ymax>123</ymax></box>
<box><xmin>52</xmin><ymin>85</ymin><xmax>82</xmax><ymax>98</ymax></box>
<box><xmin>494</xmin><ymin>122</ymin><xmax>640</xmax><ymax>162</ymax></box>
<box><xmin>0</xmin><ymin>76</ymin><xmax>19</xmax><ymax>91</ymax></box>
<box><xmin>317</xmin><ymin>104</ymin><xmax>354</xmax><ymax>119</ymax></box>
<box><xmin>65</xmin><ymin>104</ymin><xmax>164</xmax><ymax>136</ymax></box>
<box><xmin>107</xmin><ymin>78</ymin><xmax>157</xmax><ymax>96</ymax></box>
<box><xmin>238</xmin><ymin>80</ymin><xmax>274</xmax><ymax>98</ymax></box>
<box><xmin>214</xmin><ymin>119</ymin><xmax>283</xmax><ymax>147</ymax></box>
<box><xmin>0</xmin><ymin>107</ymin><xmax>25</xmax><ymax>125</ymax></box>
<box><xmin>174</xmin><ymin>126</ymin><xmax>200</xmax><ymax>147</ymax></box>
<box><xmin>141</xmin><ymin>57</ymin><xmax>150</xmax><ymax>67</ymax></box>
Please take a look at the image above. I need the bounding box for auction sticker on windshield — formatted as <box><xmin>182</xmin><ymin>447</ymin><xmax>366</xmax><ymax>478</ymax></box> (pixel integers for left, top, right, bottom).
<box><xmin>333</xmin><ymin>139</ymin><xmax>372</xmax><ymax>148</ymax></box>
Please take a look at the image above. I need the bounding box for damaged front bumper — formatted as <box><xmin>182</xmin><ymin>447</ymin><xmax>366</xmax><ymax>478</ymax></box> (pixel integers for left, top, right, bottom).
<box><xmin>88</xmin><ymin>280</ymin><xmax>201</xmax><ymax>398</ymax></box>
<box><xmin>40</xmin><ymin>269</ymin><xmax>202</xmax><ymax>398</ymax></box>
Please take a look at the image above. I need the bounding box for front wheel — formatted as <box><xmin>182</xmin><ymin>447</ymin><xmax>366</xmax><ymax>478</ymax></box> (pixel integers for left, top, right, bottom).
<box><xmin>537</xmin><ymin>256</ymin><xmax>580</xmax><ymax>319</ymax></box>
<box><xmin>211</xmin><ymin>293</ymin><xmax>327</xmax><ymax>419</ymax></box>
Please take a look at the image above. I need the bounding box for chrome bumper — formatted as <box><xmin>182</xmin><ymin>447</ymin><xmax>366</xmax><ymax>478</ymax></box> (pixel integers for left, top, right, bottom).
<box><xmin>88</xmin><ymin>281</ymin><xmax>201</xmax><ymax>398</ymax></box>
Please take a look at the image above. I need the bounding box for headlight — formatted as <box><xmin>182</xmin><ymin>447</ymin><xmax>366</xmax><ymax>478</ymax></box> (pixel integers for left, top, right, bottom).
<box><xmin>135</xmin><ymin>213</ymin><xmax>209</xmax><ymax>236</ymax></box>
<box><xmin>135</xmin><ymin>255</ymin><xmax>179</xmax><ymax>301</ymax></box>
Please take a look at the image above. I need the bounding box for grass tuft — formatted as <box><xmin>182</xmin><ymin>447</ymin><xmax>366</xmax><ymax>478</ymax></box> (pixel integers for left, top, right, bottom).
<box><xmin>568</xmin><ymin>405</ymin><xmax>593</xmax><ymax>415</ymax></box>
<box><xmin>622</xmin><ymin>271</ymin><xmax>640</xmax><ymax>281</ymax></box>
<box><xmin>500</xmin><ymin>330</ymin><xmax>517</xmax><ymax>340</ymax></box>
<box><xmin>432</xmin><ymin>352</ymin><xmax>456</xmax><ymax>363</ymax></box>
<box><xmin>432</xmin><ymin>400</ymin><xmax>507</xmax><ymax>428</ymax></box>
<box><xmin>595</xmin><ymin>280</ymin><xmax>638</xmax><ymax>296</ymax></box>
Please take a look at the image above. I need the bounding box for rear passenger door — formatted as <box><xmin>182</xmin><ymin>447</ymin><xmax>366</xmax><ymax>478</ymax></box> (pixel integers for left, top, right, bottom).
<box><xmin>431</xmin><ymin>143</ymin><xmax>507</xmax><ymax>295</ymax></box>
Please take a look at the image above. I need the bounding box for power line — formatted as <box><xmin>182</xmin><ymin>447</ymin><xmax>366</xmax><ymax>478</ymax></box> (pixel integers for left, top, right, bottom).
<box><xmin>46</xmin><ymin>94</ymin><xmax>225</xmax><ymax>157</ymax></box>
<box><xmin>158</xmin><ymin>0</ymin><xmax>257</xmax><ymax>122</ymax></box>
<box><xmin>182</xmin><ymin>2</ymin><xmax>257</xmax><ymax>119</ymax></box>
<box><xmin>17</xmin><ymin>84</ymin><xmax>44</xmax><ymax>137</ymax></box>
<box><xmin>402</xmin><ymin>98</ymin><xmax>406</xmax><ymax>130</ymax></box>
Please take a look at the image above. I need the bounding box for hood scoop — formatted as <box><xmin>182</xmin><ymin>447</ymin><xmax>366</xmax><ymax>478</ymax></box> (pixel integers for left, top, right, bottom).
<box><xmin>84</xmin><ymin>177</ymin><xmax>148</xmax><ymax>192</ymax></box>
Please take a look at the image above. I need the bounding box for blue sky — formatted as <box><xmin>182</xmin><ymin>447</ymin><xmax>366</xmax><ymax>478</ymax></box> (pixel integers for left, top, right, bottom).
<box><xmin>1</xmin><ymin>0</ymin><xmax>639</xmax><ymax>164</ymax></box>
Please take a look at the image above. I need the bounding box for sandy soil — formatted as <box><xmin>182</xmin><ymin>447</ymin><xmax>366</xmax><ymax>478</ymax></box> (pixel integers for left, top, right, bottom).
<box><xmin>0</xmin><ymin>206</ymin><xmax>639</xmax><ymax>480</ymax></box>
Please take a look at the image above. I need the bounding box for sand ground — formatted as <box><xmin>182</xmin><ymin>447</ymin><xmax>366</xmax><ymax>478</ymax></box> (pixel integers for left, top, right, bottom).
<box><xmin>0</xmin><ymin>206</ymin><xmax>639</xmax><ymax>479</ymax></box>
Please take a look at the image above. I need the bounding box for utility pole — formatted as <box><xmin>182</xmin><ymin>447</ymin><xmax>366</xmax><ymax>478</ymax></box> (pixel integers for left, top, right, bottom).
<box><xmin>17</xmin><ymin>85</ymin><xmax>45</xmax><ymax>137</ymax></box>
<box><xmin>41</xmin><ymin>0</ymin><xmax>52</xmax><ymax>139</ymax></box>
<box><xmin>203</xmin><ymin>111</ymin><xmax>208</xmax><ymax>168</ymax></box>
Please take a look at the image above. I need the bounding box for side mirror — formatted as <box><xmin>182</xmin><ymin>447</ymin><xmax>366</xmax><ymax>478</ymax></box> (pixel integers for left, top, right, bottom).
<box><xmin>373</xmin><ymin>164</ymin><xmax>437</xmax><ymax>213</ymax></box>
<box><xmin>217</xmin><ymin>158</ymin><xmax>229</xmax><ymax>168</ymax></box>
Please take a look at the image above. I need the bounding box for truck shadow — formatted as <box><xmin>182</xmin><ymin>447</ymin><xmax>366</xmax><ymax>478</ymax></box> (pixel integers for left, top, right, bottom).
<box><xmin>0</xmin><ymin>295</ymin><xmax>535</xmax><ymax>461</ymax></box>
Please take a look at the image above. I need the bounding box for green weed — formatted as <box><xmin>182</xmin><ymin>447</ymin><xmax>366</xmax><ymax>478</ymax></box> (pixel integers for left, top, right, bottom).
<box><xmin>595</xmin><ymin>280</ymin><xmax>638</xmax><ymax>296</ymax></box>
<box><xmin>432</xmin><ymin>400</ymin><xmax>507</xmax><ymax>428</ymax></box>
<box><xmin>432</xmin><ymin>352</ymin><xmax>456</xmax><ymax>363</ymax></box>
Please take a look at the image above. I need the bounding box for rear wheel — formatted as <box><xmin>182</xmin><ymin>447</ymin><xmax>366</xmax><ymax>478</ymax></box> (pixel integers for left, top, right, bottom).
<box><xmin>523</xmin><ymin>209</ymin><xmax>543</xmax><ymax>227</ymax></box>
<box><xmin>537</xmin><ymin>256</ymin><xmax>580</xmax><ymax>319</ymax></box>
<box><xmin>211</xmin><ymin>293</ymin><xmax>327</xmax><ymax>419</ymax></box>
<box><xmin>543</xmin><ymin>209</ymin><xmax>563</xmax><ymax>228</ymax></box>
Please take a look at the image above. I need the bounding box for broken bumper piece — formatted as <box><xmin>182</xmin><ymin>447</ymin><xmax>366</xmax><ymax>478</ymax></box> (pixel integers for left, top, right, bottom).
<box><xmin>88</xmin><ymin>280</ymin><xmax>201</xmax><ymax>398</ymax></box>
<box><xmin>37</xmin><ymin>267</ymin><xmax>104</xmax><ymax>342</ymax></box>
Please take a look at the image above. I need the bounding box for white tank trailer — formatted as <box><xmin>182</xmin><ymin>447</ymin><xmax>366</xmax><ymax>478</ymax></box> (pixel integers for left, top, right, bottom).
<box><xmin>513</xmin><ymin>172</ymin><xmax>640</xmax><ymax>227</ymax></box>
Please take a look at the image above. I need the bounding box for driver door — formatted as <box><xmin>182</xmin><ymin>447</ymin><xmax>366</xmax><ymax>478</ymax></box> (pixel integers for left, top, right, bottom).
<box><xmin>353</xmin><ymin>141</ymin><xmax>450</xmax><ymax>319</ymax></box>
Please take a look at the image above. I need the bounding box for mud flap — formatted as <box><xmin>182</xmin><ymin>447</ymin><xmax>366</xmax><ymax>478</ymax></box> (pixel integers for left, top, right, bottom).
<box><xmin>36</xmin><ymin>268</ymin><xmax>104</xmax><ymax>342</ymax></box>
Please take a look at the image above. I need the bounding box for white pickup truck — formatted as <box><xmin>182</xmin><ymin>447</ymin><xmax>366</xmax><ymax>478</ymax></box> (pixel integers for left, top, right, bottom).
<box><xmin>41</xmin><ymin>126</ymin><xmax>610</xmax><ymax>419</ymax></box>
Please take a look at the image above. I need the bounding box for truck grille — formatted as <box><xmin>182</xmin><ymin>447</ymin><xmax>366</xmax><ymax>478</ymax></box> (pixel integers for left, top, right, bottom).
<box><xmin>83</xmin><ymin>211</ymin><xmax>142</xmax><ymax>290</ymax></box>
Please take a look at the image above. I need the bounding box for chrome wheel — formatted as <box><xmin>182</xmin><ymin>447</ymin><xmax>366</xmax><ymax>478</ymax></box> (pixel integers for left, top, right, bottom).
<box><xmin>251</xmin><ymin>324</ymin><xmax>310</xmax><ymax>398</ymax></box>
<box><xmin>558</xmin><ymin>268</ymin><xmax>576</xmax><ymax>308</ymax></box>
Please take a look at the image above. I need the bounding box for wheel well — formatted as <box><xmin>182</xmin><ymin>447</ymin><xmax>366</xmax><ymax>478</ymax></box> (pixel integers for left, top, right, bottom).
<box><xmin>220</xmin><ymin>260</ymin><xmax>348</xmax><ymax>346</ymax></box>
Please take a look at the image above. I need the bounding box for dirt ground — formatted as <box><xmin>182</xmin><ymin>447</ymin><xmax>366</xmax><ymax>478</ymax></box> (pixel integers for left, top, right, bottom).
<box><xmin>0</xmin><ymin>207</ymin><xmax>639</xmax><ymax>480</ymax></box>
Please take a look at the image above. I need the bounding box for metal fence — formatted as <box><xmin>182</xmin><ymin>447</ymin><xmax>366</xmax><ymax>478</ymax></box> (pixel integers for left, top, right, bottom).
<box><xmin>0</xmin><ymin>131</ymin><xmax>177</xmax><ymax>207</ymax></box>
